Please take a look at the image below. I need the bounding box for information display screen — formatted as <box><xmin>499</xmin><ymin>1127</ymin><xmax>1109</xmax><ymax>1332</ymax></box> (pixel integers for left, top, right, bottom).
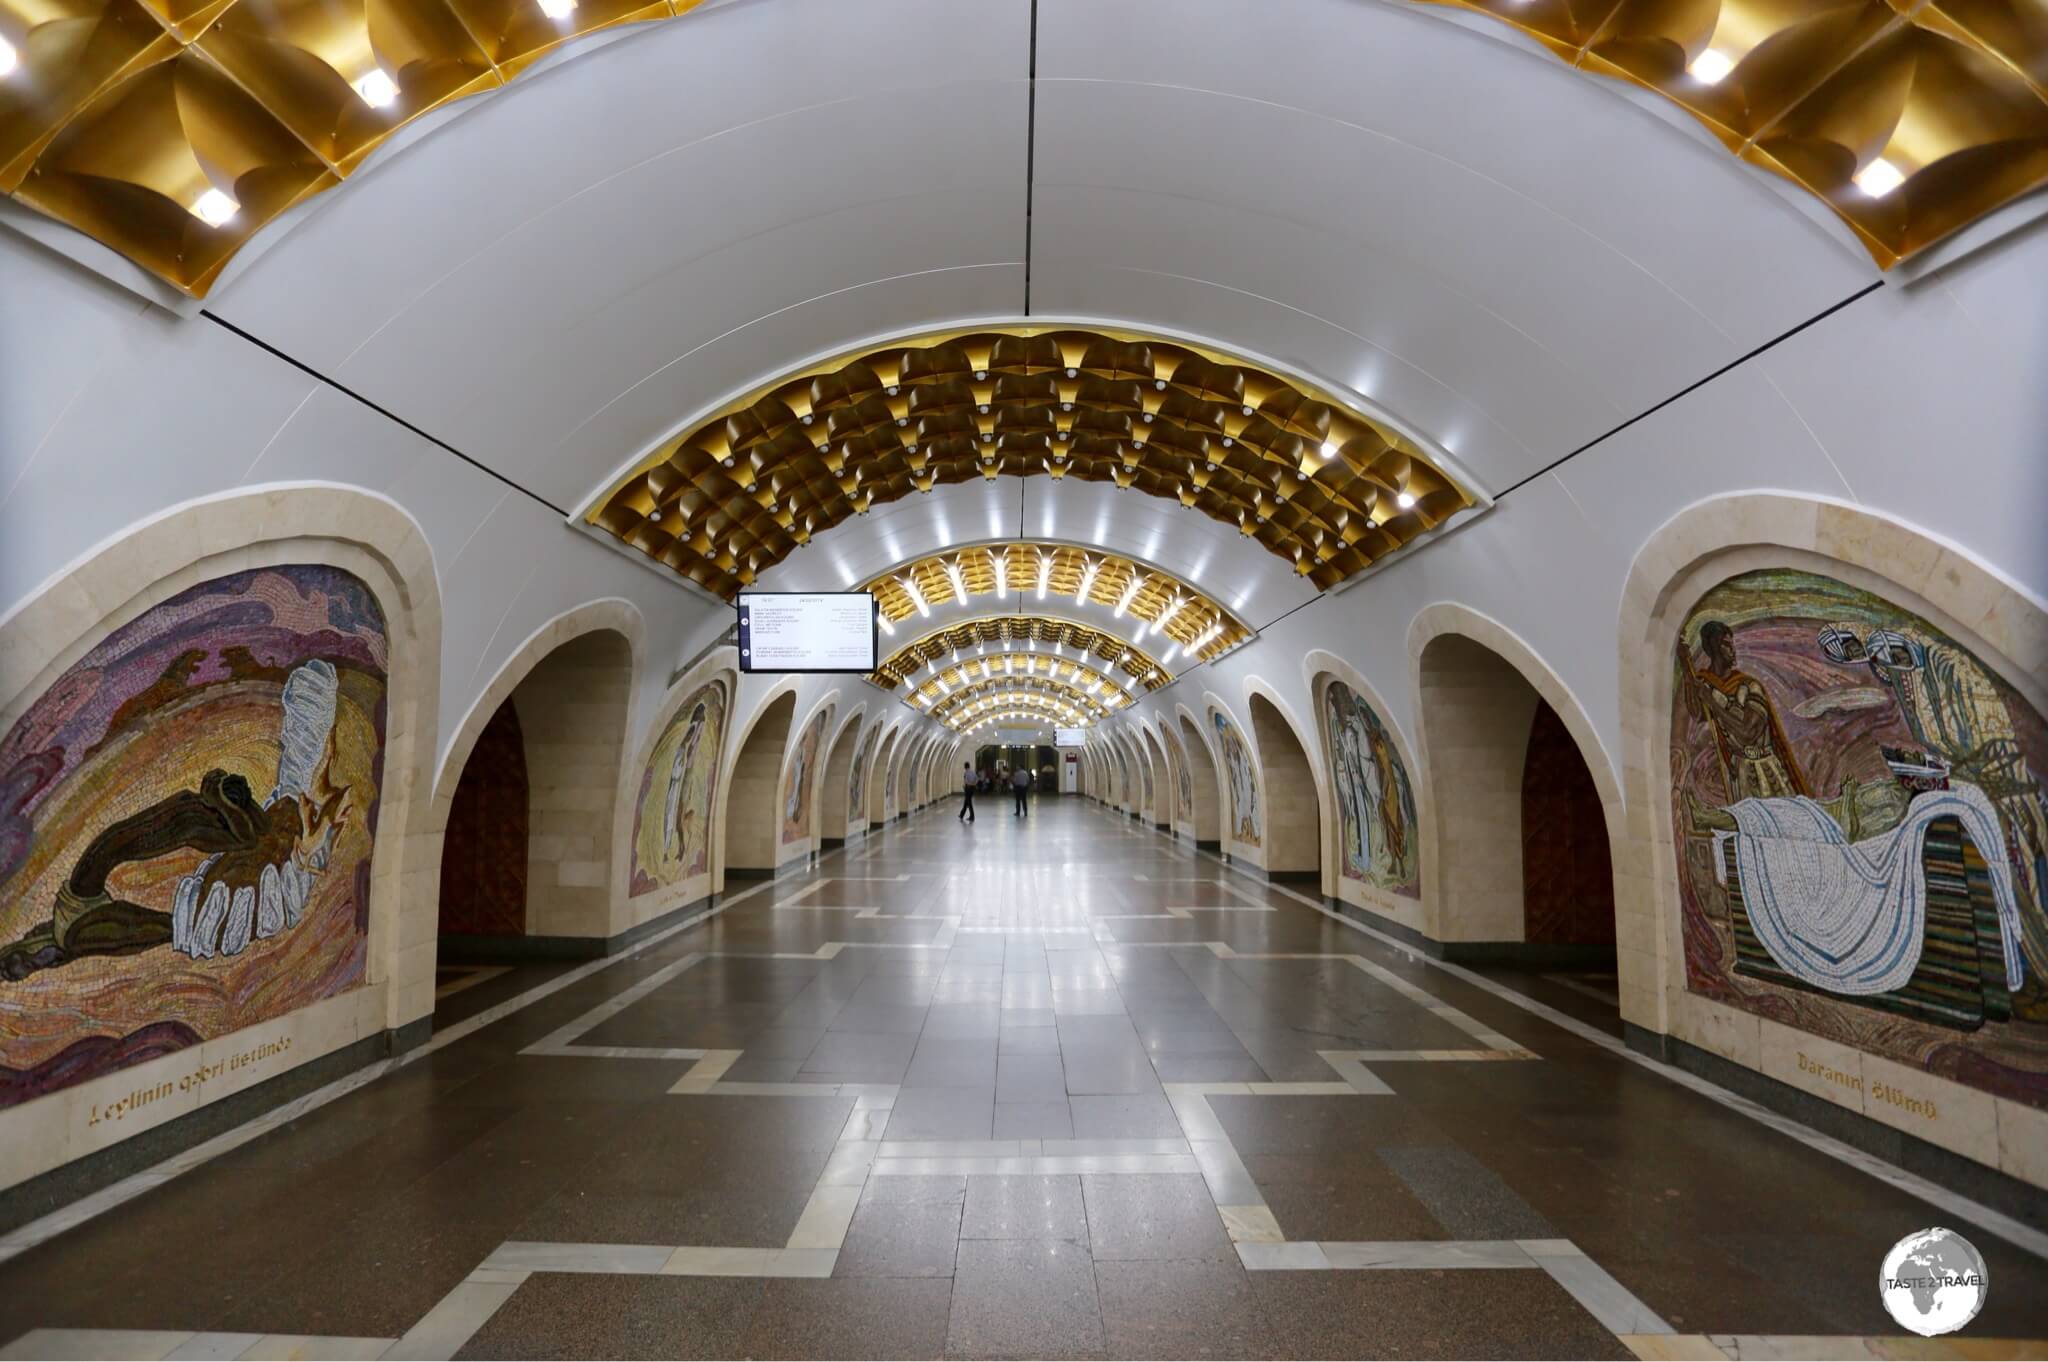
<box><xmin>737</xmin><ymin>592</ymin><xmax>879</xmax><ymax>673</ymax></box>
<box><xmin>1054</xmin><ymin>727</ymin><xmax>1089</xmax><ymax>747</ymax></box>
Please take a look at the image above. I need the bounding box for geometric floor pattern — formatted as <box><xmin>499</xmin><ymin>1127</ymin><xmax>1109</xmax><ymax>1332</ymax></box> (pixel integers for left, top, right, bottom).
<box><xmin>2</xmin><ymin>801</ymin><xmax>2045</xmax><ymax>1359</ymax></box>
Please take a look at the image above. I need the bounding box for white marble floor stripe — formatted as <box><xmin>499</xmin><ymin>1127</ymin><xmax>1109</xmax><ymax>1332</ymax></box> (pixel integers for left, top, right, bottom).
<box><xmin>0</xmin><ymin>1331</ymin><xmax>397</xmax><ymax>1361</ymax></box>
<box><xmin>1111</xmin><ymin>806</ymin><xmax>2048</xmax><ymax>1266</ymax></box>
<box><xmin>0</xmin><ymin>818</ymin><xmax>913</xmax><ymax>1266</ymax></box>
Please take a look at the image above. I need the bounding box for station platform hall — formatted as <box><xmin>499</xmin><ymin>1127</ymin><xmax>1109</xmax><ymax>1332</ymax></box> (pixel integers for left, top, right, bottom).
<box><xmin>2</xmin><ymin>1</ymin><xmax>2047</xmax><ymax>1358</ymax></box>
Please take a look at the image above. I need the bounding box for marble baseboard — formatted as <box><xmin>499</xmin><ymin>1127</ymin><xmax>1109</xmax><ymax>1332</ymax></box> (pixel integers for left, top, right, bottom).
<box><xmin>1630</xmin><ymin>1024</ymin><xmax>2048</xmax><ymax>1230</ymax></box>
<box><xmin>0</xmin><ymin>1017</ymin><xmax>426</xmax><ymax>1238</ymax></box>
<box><xmin>1321</xmin><ymin>898</ymin><xmax>1616</xmax><ymax>969</ymax></box>
<box><xmin>437</xmin><ymin>894</ymin><xmax>713</xmax><ymax>962</ymax></box>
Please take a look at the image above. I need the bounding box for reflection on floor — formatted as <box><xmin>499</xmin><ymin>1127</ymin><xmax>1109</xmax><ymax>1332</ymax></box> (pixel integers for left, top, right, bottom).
<box><xmin>2</xmin><ymin>801</ymin><xmax>2045</xmax><ymax>1360</ymax></box>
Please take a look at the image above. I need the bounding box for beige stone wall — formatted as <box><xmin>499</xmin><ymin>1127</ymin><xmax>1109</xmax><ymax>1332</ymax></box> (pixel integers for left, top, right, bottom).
<box><xmin>0</xmin><ymin>488</ymin><xmax>442</xmax><ymax>1192</ymax></box>
<box><xmin>818</xmin><ymin>710</ymin><xmax>867</xmax><ymax>842</ymax></box>
<box><xmin>868</xmin><ymin>728</ymin><xmax>900</xmax><ymax>825</ymax></box>
<box><xmin>725</xmin><ymin>691</ymin><xmax>796</xmax><ymax>872</ymax></box>
<box><xmin>1247</xmin><ymin>692</ymin><xmax>1321</xmax><ymax>877</ymax></box>
<box><xmin>514</xmin><ymin>630</ymin><xmax>635</xmax><ymax>937</ymax></box>
<box><xmin>1617</xmin><ymin>494</ymin><xmax>2048</xmax><ymax>1191</ymax></box>
<box><xmin>1176</xmin><ymin>711</ymin><xmax>1221</xmax><ymax>844</ymax></box>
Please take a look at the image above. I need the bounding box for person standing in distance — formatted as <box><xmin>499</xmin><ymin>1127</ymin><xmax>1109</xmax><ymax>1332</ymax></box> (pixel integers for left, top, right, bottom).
<box><xmin>958</xmin><ymin>763</ymin><xmax>976</xmax><ymax>823</ymax></box>
<box><xmin>1012</xmin><ymin>764</ymin><xmax>1032</xmax><ymax>818</ymax></box>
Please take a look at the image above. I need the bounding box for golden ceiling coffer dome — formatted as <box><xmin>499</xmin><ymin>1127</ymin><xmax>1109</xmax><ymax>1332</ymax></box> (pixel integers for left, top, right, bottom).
<box><xmin>590</xmin><ymin>327</ymin><xmax>1476</xmax><ymax>596</ymax></box>
<box><xmin>0</xmin><ymin>0</ymin><xmax>2041</xmax><ymax>294</ymax></box>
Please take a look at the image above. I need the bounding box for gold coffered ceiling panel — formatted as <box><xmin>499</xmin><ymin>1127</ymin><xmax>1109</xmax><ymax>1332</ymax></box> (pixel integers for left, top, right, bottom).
<box><xmin>929</xmin><ymin>673</ymin><xmax>1120</xmax><ymax>731</ymax></box>
<box><xmin>591</xmin><ymin>329</ymin><xmax>1475</xmax><ymax>599</ymax></box>
<box><xmin>863</xmin><ymin>543</ymin><xmax>1251</xmax><ymax>668</ymax></box>
<box><xmin>3</xmin><ymin>0</ymin><xmax>2044</xmax><ymax>290</ymax></box>
<box><xmin>1429</xmin><ymin>0</ymin><xmax>2048</xmax><ymax>268</ymax></box>
<box><xmin>876</xmin><ymin>616</ymin><xmax>1170</xmax><ymax>695</ymax></box>
<box><xmin>0</xmin><ymin>0</ymin><xmax>699</xmax><ymax>293</ymax></box>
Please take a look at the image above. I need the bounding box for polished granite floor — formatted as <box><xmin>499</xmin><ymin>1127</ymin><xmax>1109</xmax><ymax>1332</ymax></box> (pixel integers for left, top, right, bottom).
<box><xmin>3</xmin><ymin>799</ymin><xmax>2046</xmax><ymax>1360</ymax></box>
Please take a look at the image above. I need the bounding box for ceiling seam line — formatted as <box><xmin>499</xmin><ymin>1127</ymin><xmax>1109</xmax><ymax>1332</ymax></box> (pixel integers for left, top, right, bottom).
<box><xmin>1491</xmin><ymin>278</ymin><xmax>1884</xmax><ymax>502</ymax></box>
<box><xmin>1023</xmin><ymin>0</ymin><xmax>1038</xmax><ymax>317</ymax></box>
<box><xmin>200</xmin><ymin>309</ymin><xmax>572</xmax><ymax>519</ymax></box>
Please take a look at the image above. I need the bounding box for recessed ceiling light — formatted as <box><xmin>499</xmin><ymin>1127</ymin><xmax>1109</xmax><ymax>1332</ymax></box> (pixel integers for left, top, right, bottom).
<box><xmin>351</xmin><ymin>67</ymin><xmax>400</xmax><ymax>108</ymax></box>
<box><xmin>1396</xmin><ymin>491</ymin><xmax>1417</xmax><ymax>510</ymax></box>
<box><xmin>1687</xmin><ymin>49</ymin><xmax>1733</xmax><ymax>85</ymax></box>
<box><xmin>538</xmin><ymin>0</ymin><xmax>576</xmax><ymax>18</ymax></box>
<box><xmin>191</xmin><ymin>188</ymin><xmax>239</xmax><ymax>227</ymax></box>
<box><xmin>0</xmin><ymin>35</ymin><xmax>19</xmax><ymax>77</ymax></box>
<box><xmin>1318</xmin><ymin>439</ymin><xmax>1339</xmax><ymax>460</ymax></box>
<box><xmin>1854</xmin><ymin>157</ymin><xmax>1905</xmax><ymax>199</ymax></box>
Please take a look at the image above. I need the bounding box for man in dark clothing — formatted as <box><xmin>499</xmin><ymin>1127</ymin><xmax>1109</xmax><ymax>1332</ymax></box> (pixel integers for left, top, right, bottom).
<box><xmin>958</xmin><ymin>763</ymin><xmax>976</xmax><ymax>822</ymax></box>
<box><xmin>1012</xmin><ymin>766</ymin><xmax>1031</xmax><ymax>817</ymax></box>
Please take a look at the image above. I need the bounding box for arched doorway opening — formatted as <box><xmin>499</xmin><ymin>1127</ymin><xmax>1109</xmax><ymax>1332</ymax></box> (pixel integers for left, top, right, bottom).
<box><xmin>724</xmin><ymin>691</ymin><xmax>796</xmax><ymax>877</ymax></box>
<box><xmin>1247</xmin><ymin>693</ymin><xmax>1322</xmax><ymax>881</ymax></box>
<box><xmin>1177</xmin><ymin>714</ymin><xmax>1222</xmax><ymax>850</ymax></box>
<box><xmin>1141</xmin><ymin>729</ymin><xmax>1170</xmax><ymax>830</ymax></box>
<box><xmin>1417</xmin><ymin>628</ymin><xmax>1618</xmax><ymax>968</ymax></box>
<box><xmin>818</xmin><ymin>714</ymin><xmax>865</xmax><ymax>850</ymax></box>
<box><xmin>1522</xmin><ymin>699</ymin><xmax>1618</xmax><ymax>954</ymax></box>
<box><xmin>437</xmin><ymin>698</ymin><xmax>527</xmax><ymax>943</ymax></box>
<box><xmin>438</xmin><ymin>626</ymin><xmax>634</xmax><ymax>955</ymax></box>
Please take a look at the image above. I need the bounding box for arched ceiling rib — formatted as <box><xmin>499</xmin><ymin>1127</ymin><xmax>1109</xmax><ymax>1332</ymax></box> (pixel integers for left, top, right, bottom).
<box><xmin>588</xmin><ymin>325</ymin><xmax>1476</xmax><ymax>596</ymax></box>
<box><xmin>875</xmin><ymin>616</ymin><xmax>1171</xmax><ymax>694</ymax></box>
<box><xmin>3</xmin><ymin>0</ymin><xmax>2040</xmax><ymax>292</ymax></box>
<box><xmin>860</xmin><ymin>542</ymin><xmax>1253</xmax><ymax>664</ymax></box>
<box><xmin>934</xmin><ymin>674</ymin><xmax>1114</xmax><ymax>731</ymax></box>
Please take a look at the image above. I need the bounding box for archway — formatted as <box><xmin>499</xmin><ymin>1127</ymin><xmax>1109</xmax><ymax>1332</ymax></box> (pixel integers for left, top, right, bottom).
<box><xmin>1521</xmin><ymin>699</ymin><xmax>1617</xmax><ymax>954</ymax></box>
<box><xmin>1161</xmin><ymin>724</ymin><xmax>1194</xmax><ymax>838</ymax></box>
<box><xmin>724</xmin><ymin>691</ymin><xmax>796</xmax><ymax>877</ymax></box>
<box><xmin>437</xmin><ymin>698</ymin><xmax>528</xmax><ymax>942</ymax></box>
<box><xmin>1177</xmin><ymin>713</ymin><xmax>1222</xmax><ymax>850</ymax></box>
<box><xmin>441</xmin><ymin>624</ymin><xmax>635</xmax><ymax>948</ymax></box>
<box><xmin>868</xmin><ymin>728</ymin><xmax>900</xmax><ymax>827</ymax></box>
<box><xmin>1141</xmin><ymin>728</ymin><xmax>1171</xmax><ymax>830</ymax></box>
<box><xmin>1247</xmin><ymin>692</ymin><xmax>1322</xmax><ymax>881</ymax></box>
<box><xmin>818</xmin><ymin>712</ymin><xmax>865</xmax><ymax>849</ymax></box>
<box><xmin>1413</xmin><ymin>608</ymin><xmax>1618</xmax><ymax>962</ymax></box>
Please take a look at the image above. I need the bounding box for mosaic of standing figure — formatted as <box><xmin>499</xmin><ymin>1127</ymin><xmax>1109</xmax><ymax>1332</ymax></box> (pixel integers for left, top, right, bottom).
<box><xmin>0</xmin><ymin>567</ymin><xmax>388</xmax><ymax>1108</ymax></box>
<box><xmin>1168</xmin><ymin>730</ymin><xmax>1193</xmax><ymax>823</ymax></box>
<box><xmin>1322</xmin><ymin>680</ymin><xmax>1420</xmax><ymax>898</ymax></box>
<box><xmin>630</xmin><ymin>680</ymin><xmax>727</xmax><ymax>896</ymax></box>
<box><xmin>849</xmin><ymin>724</ymin><xmax>879</xmax><ymax>826</ymax></box>
<box><xmin>1671</xmin><ymin>567</ymin><xmax>2048</xmax><ymax>1106</ymax></box>
<box><xmin>782</xmin><ymin>709</ymin><xmax>828</xmax><ymax>845</ymax></box>
<box><xmin>1213</xmin><ymin>710</ymin><xmax>1261</xmax><ymax>847</ymax></box>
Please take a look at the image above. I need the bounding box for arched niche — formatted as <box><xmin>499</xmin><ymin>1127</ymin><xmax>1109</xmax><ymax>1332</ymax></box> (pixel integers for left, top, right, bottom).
<box><xmin>1160</xmin><ymin>721</ymin><xmax>1196</xmax><ymax>837</ymax></box>
<box><xmin>614</xmin><ymin>654</ymin><xmax>735</xmax><ymax>927</ymax></box>
<box><xmin>1307</xmin><ymin>651</ymin><xmax>1426</xmax><ymax>930</ymax></box>
<box><xmin>868</xmin><ymin>727</ymin><xmax>901</xmax><ymax>827</ymax></box>
<box><xmin>1246</xmin><ymin>688</ymin><xmax>1323</xmax><ymax>881</ymax></box>
<box><xmin>0</xmin><ymin>486</ymin><xmax>441</xmax><ymax>1189</ymax></box>
<box><xmin>721</xmin><ymin>689</ymin><xmax>797</xmax><ymax>877</ymax></box>
<box><xmin>1205</xmin><ymin>696</ymin><xmax>1265</xmax><ymax>863</ymax></box>
<box><xmin>1410</xmin><ymin>604</ymin><xmax>1620</xmax><ymax>960</ymax></box>
<box><xmin>1176</xmin><ymin>708</ymin><xmax>1222</xmax><ymax>850</ymax></box>
<box><xmin>820</xmin><ymin>710</ymin><xmax>871</xmax><ymax>846</ymax></box>
<box><xmin>1618</xmin><ymin>495</ymin><xmax>2048</xmax><ymax>1182</ymax></box>
<box><xmin>778</xmin><ymin>700</ymin><xmax>835</xmax><ymax>862</ymax></box>
<box><xmin>1141</xmin><ymin>726</ymin><xmax>1171</xmax><ymax>829</ymax></box>
<box><xmin>436</xmin><ymin>601</ymin><xmax>642</xmax><ymax>950</ymax></box>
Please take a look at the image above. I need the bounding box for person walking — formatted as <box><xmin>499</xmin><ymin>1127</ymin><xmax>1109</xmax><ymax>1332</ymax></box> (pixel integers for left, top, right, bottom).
<box><xmin>1012</xmin><ymin>764</ymin><xmax>1032</xmax><ymax>818</ymax></box>
<box><xmin>958</xmin><ymin>763</ymin><xmax>976</xmax><ymax>822</ymax></box>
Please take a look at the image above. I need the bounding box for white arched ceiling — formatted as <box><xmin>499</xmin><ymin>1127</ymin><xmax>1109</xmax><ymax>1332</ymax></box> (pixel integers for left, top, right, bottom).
<box><xmin>753</xmin><ymin>480</ymin><xmax>1318</xmax><ymax>631</ymax></box>
<box><xmin>137</xmin><ymin>0</ymin><xmax>1885</xmax><ymax>613</ymax></box>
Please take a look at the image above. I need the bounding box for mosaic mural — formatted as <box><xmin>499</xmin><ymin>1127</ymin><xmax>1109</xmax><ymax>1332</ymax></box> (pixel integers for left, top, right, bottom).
<box><xmin>1214</xmin><ymin>710</ymin><xmax>1262</xmax><ymax>848</ymax></box>
<box><xmin>1671</xmin><ymin>568</ymin><xmax>2048</xmax><ymax>1106</ymax></box>
<box><xmin>629</xmin><ymin>680</ymin><xmax>727</xmax><ymax>896</ymax></box>
<box><xmin>884</xmin><ymin>737</ymin><xmax>899</xmax><ymax>812</ymax></box>
<box><xmin>849</xmin><ymin>723</ymin><xmax>879</xmax><ymax>827</ymax></box>
<box><xmin>1321</xmin><ymin>680</ymin><xmax>1420</xmax><ymax>898</ymax></box>
<box><xmin>782</xmin><ymin>709</ymin><xmax>828</xmax><ymax>845</ymax></box>
<box><xmin>1140</xmin><ymin>745</ymin><xmax>1154</xmax><ymax>805</ymax></box>
<box><xmin>0</xmin><ymin>566</ymin><xmax>388</xmax><ymax>1109</ymax></box>
<box><xmin>1168</xmin><ymin>730</ymin><xmax>1194</xmax><ymax>823</ymax></box>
